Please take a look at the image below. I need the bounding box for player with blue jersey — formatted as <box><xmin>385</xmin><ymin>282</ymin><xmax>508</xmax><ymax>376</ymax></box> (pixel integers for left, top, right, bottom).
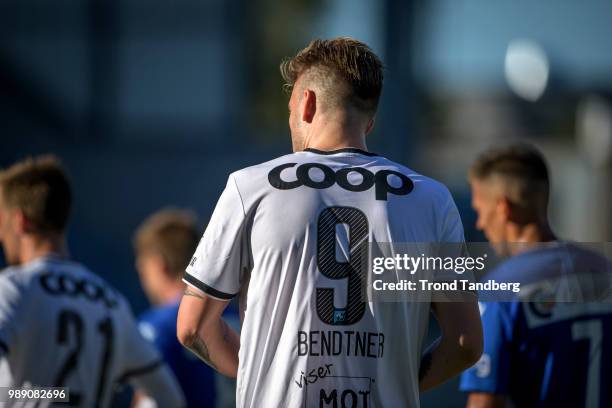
<box><xmin>133</xmin><ymin>209</ymin><xmax>239</xmax><ymax>407</ymax></box>
<box><xmin>460</xmin><ymin>144</ymin><xmax>612</xmax><ymax>408</ymax></box>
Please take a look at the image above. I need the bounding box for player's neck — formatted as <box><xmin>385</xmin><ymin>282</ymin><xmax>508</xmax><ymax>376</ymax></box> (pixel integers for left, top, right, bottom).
<box><xmin>19</xmin><ymin>234</ymin><xmax>68</xmax><ymax>264</ymax></box>
<box><xmin>507</xmin><ymin>222</ymin><xmax>557</xmax><ymax>248</ymax></box>
<box><xmin>304</xmin><ymin>132</ymin><xmax>368</xmax><ymax>152</ymax></box>
<box><xmin>304</xmin><ymin>113</ymin><xmax>368</xmax><ymax>151</ymax></box>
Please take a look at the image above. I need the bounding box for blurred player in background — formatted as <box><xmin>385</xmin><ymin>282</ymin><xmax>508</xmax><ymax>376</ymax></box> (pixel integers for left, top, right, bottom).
<box><xmin>0</xmin><ymin>156</ymin><xmax>185</xmax><ymax>408</ymax></box>
<box><xmin>133</xmin><ymin>208</ymin><xmax>238</xmax><ymax>408</ymax></box>
<box><xmin>176</xmin><ymin>37</ymin><xmax>483</xmax><ymax>407</ymax></box>
<box><xmin>460</xmin><ymin>144</ymin><xmax>612</xmax><ymax>407</ymax></box>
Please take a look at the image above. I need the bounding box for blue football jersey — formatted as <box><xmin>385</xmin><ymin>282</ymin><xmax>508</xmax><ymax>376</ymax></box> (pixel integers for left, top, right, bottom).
<box><xmin>139</xmin><ymin>300</ymin><xmax>239</xmax><ymax>408</ymax></box>
<box><xmin>460</xmin><ymin>243</ymin><xmax>612</xmax><ymax>408</ymax></box>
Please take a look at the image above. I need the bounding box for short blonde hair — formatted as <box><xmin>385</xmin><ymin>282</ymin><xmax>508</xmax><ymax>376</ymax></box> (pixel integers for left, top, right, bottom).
<box><xmin>133</xmin><ymin>208</ymin><xmax>201</xmax><ymax>278</ymax></box>
<box><xmin>280</xmin><ymin>37</ymin><xmax>384</xmax><ymax>115</ymax></box>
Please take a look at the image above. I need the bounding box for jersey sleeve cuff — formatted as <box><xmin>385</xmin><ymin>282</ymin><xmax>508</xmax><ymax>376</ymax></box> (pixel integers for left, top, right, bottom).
<box><xmin>183</xmin><ymin>273</ymin><xmax>237</xmax><ymax>300</ymax></box>
<box><xmin>117</xmin><ymin>359</ymin><xmax>163</xmax><ymax>384</ymax></box>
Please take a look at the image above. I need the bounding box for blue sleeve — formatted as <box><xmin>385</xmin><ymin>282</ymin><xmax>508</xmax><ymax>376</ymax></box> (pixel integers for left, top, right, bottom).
<box><xmin>459</xmin><ymin>301</ymin><xmax>514</xmax><ymax>394</ymax></box>
<box><xmin>138</xmin><ymin>313</ymin><xmax>173</xmax><ymax>358</ymax></box>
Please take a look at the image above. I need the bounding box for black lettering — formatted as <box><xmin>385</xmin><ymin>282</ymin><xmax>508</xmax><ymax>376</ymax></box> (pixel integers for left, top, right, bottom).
<box><xmin>367</xmin><ymin>333</ymin><xmax>377</xmax><ymax>358</ymax></box>
<box><xmin>298</xmin><ymin>331</ymin><xmax>386</xmax><ymax>357</ymax></box>
<box><xmin>298</xmin><ymin>331</ymin><xmax>308</xmax><ymax>356</ymax></box>
<box><xmin>297</xmin><ymin>163</ymin><xmax>335</xmax><ymax>189</ymax></box>
<box><xmin>320</xmin><ymin>389</ymin><xmax>338</xmax><ymax>408</ymax></box>
<box><xmin>321</xmin><ymin>331</ymin><xmax>331</xmax><ymax>356</ymax></box>
<box><xmin>345</xmin><ymin>331</ymin><xmax>354</xmax><ymax>356</ymax></box>
<box><xmin>341</xmin><ymin>390</ymin><xmax>357</xmax><ymax>408</ymax></box>
<box><xmin>359</xmin><ymin>390</ymin><xmax>370</xmax><ymax>408</ymax></box>
<box><xmin>308</xmin><ymin>368</ymin><xmax>318</xmax><ymax>384</ymax></box>
<box><xmin>59</xmin><ymin>275</ymin><xmax>78</xmax><ymax>297</ymax></box>
<box><xmin>317</xmin><ymin>366</ymin><xmax>326</xmax><ymax>378</ymax></box>
<box><xmin>335</xmin><ymin>168</ymin><xmax>374</xmax><ymax>192</ymax></box>
<box><xmin>40</xmin><ymin>273</ymin><xmax>61</xmax><ymax>294</ymax></box>
<box><xmin>268</xmin><ymin>163</ymin><xmax>301</xmax><ymax>189</ymax></box>
<box><xmin>355</xmin><ymin>332</ymin><xmax>366</xmax><ymax>357</ymax></box>
<box><xmin>38</xmin><ymin>273</ymin><xmax>117</xmax><ymax>308</ymax></box>
<box><xmin>295</xmin><ymin>371</ymin><xmax>305</xmax><ymax>388</ymax></box>
<box><xmin>82</xmin><ymin>280</ymin><xmax>100</xmax><ymax>301</ymax></box>
<box><xmin>374</xmin><ymin>169</ymin><xmax>413</xmax><ymax>200</ymax></box>
<box><xmin>268</xmin><ymin>163</ymin><xmax>413</xmax><ymax>200</ymax></box>
<box><xmin>310</xmin><ymin>331</ymin><xmax>319</xmax><ymax>356</ymax></box>
<box><xmin>333</xmin><ymin>331</ymin><xmax>342</xmax><ymax>355</ymax></box>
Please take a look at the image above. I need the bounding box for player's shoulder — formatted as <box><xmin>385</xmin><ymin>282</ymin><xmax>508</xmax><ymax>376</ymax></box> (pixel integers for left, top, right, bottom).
<box><xmin>492</xmin><ymin>241</ymin><xmax>610</xmax><ymax>283</ymax></box>
<box><xmin>0</xmin><ymin>261</ymin><xmax>46</xmax><ymax>290</ymax></box>
<box><xmin>376</xmin><ymin>157</ymin><xmax>457</xmax><ymax>214</ymax></box>
<box><xmin>387</xmin><ymin>158</ymin><xmax>453</xmax><ymax>198</ymax></box>
<box><xmin>0</xmin><ymin>265</ymin><xmax>27</xmax><ymax>299</ymax></box>
<box><xmin>229</xmin><ymin>152</ymin><xmax>302</xmax><ymax>180</ymax></box>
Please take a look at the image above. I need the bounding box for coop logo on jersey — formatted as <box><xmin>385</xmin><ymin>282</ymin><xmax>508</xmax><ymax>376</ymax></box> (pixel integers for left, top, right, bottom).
<box><xmin>268</xmin><ymin>163</ymin><xmax>413</xmax><ymax>201</ymax></box>
<box><xmin>39</xmin><ymin>273</ymin><xmax>119</xmax><ymax>308</ymax></box>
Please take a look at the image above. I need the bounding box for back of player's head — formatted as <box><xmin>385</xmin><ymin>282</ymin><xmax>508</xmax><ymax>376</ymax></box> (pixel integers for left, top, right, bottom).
<box><xmin>0</xmin><ymin>155</ymin><xmax>72</xmax><ymax>235</ymax></box>
<box><xmin>469</xmin><ymin>144</ymin><xmax>550</xmax><ymax>219</ymax></box>
<box><xmin>280</xmin><ymin>37</ymin><xmax>384</xmax><ymax>117</ymax></box>
<box><xmin>134</xmin><ymin>208</ymin><xmax>201</xmax><ymax>279</ymax></box>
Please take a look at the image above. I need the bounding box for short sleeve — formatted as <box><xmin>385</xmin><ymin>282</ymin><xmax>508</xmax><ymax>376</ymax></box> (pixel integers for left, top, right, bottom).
<box><xmin>184</xmin><ymin>175</ymin><xmax>249</xmax><ymax>300</ymax></box>
<box><xmin>431</xmin><ymin>192</ymin><xmax>470</xmax><ymax>287</ymax></box>
<box><xmin>438</xmin><ymin>192</ymin><xmax>465</xmax><ymax>244</ymax></box>
<box><xmin>0</xmin><ymin>272</ymin><xmax>23</xmax><ymax>356</ymax></box>
<box><xmin>116</xmin><ymin>299</ymin><xmax>164</xmax><ymax>382</ymax></box>
<box><xmin>459</xmin><ymin>302</ymin><xmax>514</xmax><ymax>394</ymax></box>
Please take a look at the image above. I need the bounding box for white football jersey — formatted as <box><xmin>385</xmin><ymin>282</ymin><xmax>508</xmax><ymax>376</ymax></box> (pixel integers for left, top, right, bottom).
<box><xmin>0</xmin><ymin>257</ymin><xmax>164</xmax><ymax>407</ymax></box>
<box><xmin>185</xmin><ymin>148</ymin><xmax>465</xmax><ymax>408</ymax></box>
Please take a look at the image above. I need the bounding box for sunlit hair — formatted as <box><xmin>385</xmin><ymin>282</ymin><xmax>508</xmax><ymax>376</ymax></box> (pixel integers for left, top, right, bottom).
<box><xmin>280</xmin><ymin>37</ymin><xmax>384</xmax><ymax>116</ymax></box>
<box><xmin>0</xmin><ymin>155</ymin><xmax>72</xmax><ymax>234</ymax></box>
<box><xmin>133</xmin><ymin>208</ymin><xmax>201</xmax><ymax>279</ymax></box>
<box><xmin>469</xmin><ymin>144</ymin><xmax>550</xmax><ymax>219</ymax></box>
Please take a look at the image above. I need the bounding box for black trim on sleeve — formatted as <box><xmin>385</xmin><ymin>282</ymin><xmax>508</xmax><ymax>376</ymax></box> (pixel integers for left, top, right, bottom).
<box><xmin>0</xmin><ymin>339</ymin><xmax>8</xmax><ymax>355</ymax></box>
<box><xmin>303</xmin><ymin>147</ymin><xmax>379</xmax><ymax>157</ymax></box>
<box><xmin>117</xmin><ymin>360</ymin><xmax>163</xmax><ymax>384</ymax></box>
<box><xmin>184</xmin><ymin>273</ymin><xmax>236</xmax><ymax>300</ymax></box>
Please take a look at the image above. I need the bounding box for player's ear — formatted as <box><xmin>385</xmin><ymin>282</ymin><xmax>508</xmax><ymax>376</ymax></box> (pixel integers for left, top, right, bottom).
<box><xmin>301</xmin><ymin>89</ymin><xmax>316</xmax><ymax>124</ymax></box>
<box><xmin>497</xmin><ymin>196</ymin><xmax>512</xmax><ymax>222</ymax></box>
<box><xmin>365</xmin><ymin>116</ymin><xmax>375</xmax><ymax>136</ymax></box>
<box><xmin>14</xmin><ymin>209</ymin><xmax>30</xmax><ymax>235</ymax></box>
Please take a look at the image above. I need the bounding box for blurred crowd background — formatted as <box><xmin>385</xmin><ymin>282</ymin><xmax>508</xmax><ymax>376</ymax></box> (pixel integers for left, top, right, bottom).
<box><xmin>1</xmin><ymin>0</ymin><xmax>611</xmax><ymax>406</ymax></box>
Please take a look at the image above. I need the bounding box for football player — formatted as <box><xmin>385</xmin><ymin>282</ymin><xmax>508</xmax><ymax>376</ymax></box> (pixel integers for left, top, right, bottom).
<box><xmin>0</xmin><ymin>156</ymin><xmax>185</xmax><ymax>407</ymax></box>
<box><xmin>177</xmin><ymin>37</ymin><xmax>483</xmax><ymax>408</ymax></box>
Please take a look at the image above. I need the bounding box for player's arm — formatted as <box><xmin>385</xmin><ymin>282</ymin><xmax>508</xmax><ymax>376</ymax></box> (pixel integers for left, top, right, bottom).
<box><xmin>459</xmin><ymin>301</ymin><xmax>513</xmax><ymax>406</ymax></box>
<box><xmin>116</xmin><ymin>295</ymin><xmax>186</xmax><ymax>407</ymax></box>
<box><xmin>419</xmin><ymin>297</ymin><xmax>483</xmax><ymax>392</ymax></box>
<box><xmin>177</xmin><ymin>285</ymin><xmax>240</xmax><ymax>378</ymax></box>
<box><xmin>466</xmin><ymin>392</ymin><xmax>506</xmax><ymax>408</ymax></box>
